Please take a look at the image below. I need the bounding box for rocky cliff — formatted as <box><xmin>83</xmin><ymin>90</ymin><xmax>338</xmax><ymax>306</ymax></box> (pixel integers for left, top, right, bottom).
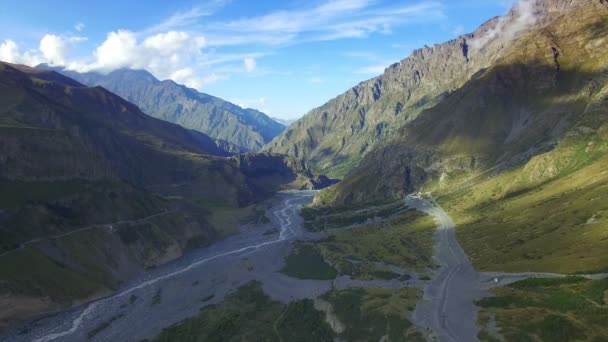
<box><xmin>264</xmin><ymin>0</ymin><xmax>600</xmax><ymax>178</ymax></box>
<box><xmin>316</xmin><ymin>0</ymin><xmax>608</xmax><ymax>204</ymax></box>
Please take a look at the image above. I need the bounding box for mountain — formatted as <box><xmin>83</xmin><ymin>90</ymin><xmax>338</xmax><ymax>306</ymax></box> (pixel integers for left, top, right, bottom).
<box><xmin>0</xmin><ymin>62</ymin><xmax>321</xmax><ymax>329</ymax></box>
<box><xmin>39</xmin><ymin>66</ymin><xmax>285</xmax><ymax>152</ymax></box>
<box><xmin>263</xmin><ymin>0</ymin><xmax>604</xmax><ymax>178</ymax></box>
<box><xmin>271</xmin><ymin>117</ymin><xmax>297</xmax><ymax>127</ymax></box>
<box><xmin>312</xmin><ymin>0</ymin><xmax>608</xmax><ymax>274</ymax></box>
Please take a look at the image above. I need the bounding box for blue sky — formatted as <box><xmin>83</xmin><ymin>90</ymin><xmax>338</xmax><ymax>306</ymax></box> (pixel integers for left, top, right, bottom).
<box><xmin>0</xmin><ymin>0</ymin><xmax>515</xmax><ymax>119</ymax></box>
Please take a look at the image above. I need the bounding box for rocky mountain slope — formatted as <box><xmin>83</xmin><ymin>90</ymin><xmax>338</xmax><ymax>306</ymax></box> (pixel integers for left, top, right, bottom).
<box><xmin>41</xmin><ymin>67</ymin><xmax>284</xmax><ymax>153</ymax></box>
<box><xmin>263</xmin><ymin>0</ymin><xmax>603</xmax><ymax>178</ymax></box>
<box><xmin>313</xmin><ymin>0</ymin><xmax>608</xmax><ymax>274</ymax></box>
<box><xmin>0</xmin><ymin>62</ymin><xmax>319</xmax><ymax>330</ymax></box>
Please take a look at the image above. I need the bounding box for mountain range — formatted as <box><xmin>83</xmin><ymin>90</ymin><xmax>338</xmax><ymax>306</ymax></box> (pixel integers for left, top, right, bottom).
<box><xmin>1</xmin><ymin>0</ymin><xmax>608</xmax><ymax>338</ymax></box>
<box><xmin>40</xmin><ymin>66</ymin><xmax>285</xmax><ymax>153</ymax></box>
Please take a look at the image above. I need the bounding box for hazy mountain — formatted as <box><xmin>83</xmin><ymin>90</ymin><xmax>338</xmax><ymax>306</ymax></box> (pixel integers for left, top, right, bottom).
<box><xmin>39</xmin><ymin>66</ymin><xmax>285</xmax><ymax>152</ymax></box>
<box><xmin>271</xmin><ymin>117</ymin><xmax>297</xmax><ymax>127</ymax></box>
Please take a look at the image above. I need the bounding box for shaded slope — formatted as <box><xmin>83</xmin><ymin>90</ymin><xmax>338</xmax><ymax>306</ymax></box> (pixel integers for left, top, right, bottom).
<box><xmin>41</xmin><ymin>67</ymin><xmax>284</xmax><ymax>152</ymax></box>
<box><xmin>0</xmin><ymin>62</ymin><xmax>319</xmax><ymax>330</ymax></box>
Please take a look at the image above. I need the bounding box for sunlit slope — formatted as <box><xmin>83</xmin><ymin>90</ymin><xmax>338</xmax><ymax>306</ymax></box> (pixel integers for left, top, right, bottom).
<box><xmin>324</xmin><ymin>1</ymin><xmax>608</xmax><ymax>205</ymax></box>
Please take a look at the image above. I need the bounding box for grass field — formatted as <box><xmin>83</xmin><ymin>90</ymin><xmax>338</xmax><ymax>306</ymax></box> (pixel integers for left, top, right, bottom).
<box><xmin>153</xmin><ymin>281</ymin><xmax>333</xmax><ymax>342</ymax></box>
<box><xmin>477</xmin><ymin>277</ymin><xmax>608</xmax><ymax>341</ymax></box>
<box><xmin>323</xmin><ymin>287</ymin><xmax>424</xmax><ymax>342</ymax></box>
<box><xmin>281</xmin><ymin>243</ymin><xmax>338</xmax><ymax>280</ymax></box>
<box><xmin>316</xmin><ymin>209</ymin><xmax>436</xmax><ymax>278</ymax></box>
<box><xmin>301</xmin><ymin>200</ymin><xmax>407</xmax><ymax>232</ymax></box>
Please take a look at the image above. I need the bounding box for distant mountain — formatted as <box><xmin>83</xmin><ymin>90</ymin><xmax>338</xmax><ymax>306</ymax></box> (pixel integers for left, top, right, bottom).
<box><xmin>39</xmin><ymin>66</ymin><xmax>285</xmax><ymax>152</ymax></box>
<box><xmin>271</xmin><ymin>117</ymin><xmax>297</xmax><ymax>127</ymax></box>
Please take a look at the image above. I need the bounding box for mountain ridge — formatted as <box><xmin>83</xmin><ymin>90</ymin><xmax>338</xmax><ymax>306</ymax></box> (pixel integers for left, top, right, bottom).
<box><xmin>38</xmin><ymin>66</ymin><xmax>284</xmax><ymax>153</ymax></box>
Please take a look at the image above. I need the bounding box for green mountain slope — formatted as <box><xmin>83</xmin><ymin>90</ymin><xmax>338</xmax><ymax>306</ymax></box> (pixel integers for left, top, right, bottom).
<box><xmin>41</xmin><ymin>67</ymin><xmax>284</xmax><ymax>152</ymax></box>
<box><xmin>0</xmin><ymin>62</ymin><xmax>318</xmax><ymax>330</ymax></box>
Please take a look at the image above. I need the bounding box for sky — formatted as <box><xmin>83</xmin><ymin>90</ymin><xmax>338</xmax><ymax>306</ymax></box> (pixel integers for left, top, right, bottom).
<box><xmin>0</xmin><ymin>0</ymin><xmax>516</xmax><ymax>120</ymax></box>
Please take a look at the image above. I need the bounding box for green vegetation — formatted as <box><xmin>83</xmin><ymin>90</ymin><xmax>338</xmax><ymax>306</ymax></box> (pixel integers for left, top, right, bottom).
<box><xmin>441</xmin><ymin>157</ymin><xmax>608</xmax><ymax>273</ymax></box>
<box><xmin>316</xmin><ymin>210</ymin><xmax>436</xmax><ymax>278</ymax></box>
<box><xmin>323</xmin><ymin>287</ymin><xmax>424</xmax><ymax>341</ymax></box>
<box><xmin>194</xmin><ymin>198</ymin><xmax>271</xmax><ymax>238</ymax></box>
<box><xmin>0</xmin><ymin>180</ymin><xmax>88</xmax><ymax>209</ymax></box>
<box><xmin>281</xmin><ymin>244</ymin><xmax>337</xmax><ymax>280</ymax></box>
<box><xmin>477</xmin><ymin>277</ymin><xmax>608</xmax><ymax>341</ymax></box>
<box><xmin>301</xmin><ymin>200</ymin><xmax>406</xmax><ymax>232</ymax></box>
<box><xmin>154</xmin><ymin>282</ymin><xmax>333</xmax><ymax>342</ymax></box>
<box><xmin>52</xmin><ymin>68</ymin><xmax>285</xmax><ymax>152</ymax></box>
<box><xmin>0</xmin><ymin>247</ymin><xmax>102</xmax><ymax>303</ymax></box>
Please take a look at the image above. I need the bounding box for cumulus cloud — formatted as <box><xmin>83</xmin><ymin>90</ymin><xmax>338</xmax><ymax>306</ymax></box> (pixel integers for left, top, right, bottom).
<box><xmin>0</xmin><ymin>39</ymin><xmax>21</xmax><ymax>63</ymax></box>
<box><xmin>0</xmin><ymin>35</ymin><xmax>84</xmax><ymax>66</ymax></box>
<box><xmin>64</xmin><ymin>30</ymin><xmax>210</xmax><ymax>87</ymax></box>
<box><xmin>470</xmin><ymin>0</ymin><xmax>537</xmax><ymax>50</ymax></box>
<box><xmin>243</xmin><ymin>57</ymin><xmax>256</xmax><ymax>72</ymax></box>
<box><xmin>39</xmin><ymin>34</ymin><xmax>69</xmax><ymax>65</ymax></box>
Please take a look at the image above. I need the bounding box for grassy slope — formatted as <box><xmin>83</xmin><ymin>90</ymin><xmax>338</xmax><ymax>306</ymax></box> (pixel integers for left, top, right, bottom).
<box><xmin>323</xmin><ymin>287</ymin><xmax>424</xmax><ymax>342</ymax></box>
<box><xmin>477</xmin><ymin>277</ymin><xmax>608</xmax><ymax>341</ymax></box>
<box><xmin>281</xmin><ymin>243</ymin><xmax>338</xmax><ymax>280</ymax></box>
<box><xmin>440</xmin><ymin>157</ymin><xmax>608</xmax><ymax>273</ymax></box>
<box><xmin>317</xmin><ymin>210</ymin><xmax>436</xmax><ymax>278</ymax></box>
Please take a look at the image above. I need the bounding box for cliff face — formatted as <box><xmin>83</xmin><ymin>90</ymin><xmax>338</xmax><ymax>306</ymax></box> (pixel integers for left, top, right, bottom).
<box><xmin>263</xmin><ymin>0</ymin><xmax>598</xmax><ymax>178</ymax></box>
<box><xmin>319</xmin><ymin>0</ymin><xmax>608</xmax><ymax>205</ymax></box>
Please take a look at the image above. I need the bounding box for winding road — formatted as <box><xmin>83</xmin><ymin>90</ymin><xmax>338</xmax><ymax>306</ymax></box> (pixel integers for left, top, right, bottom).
<box><xmin>407</xmin><ymin>195</ymin><xmax>487</xmax><ymax>342</ymax></box>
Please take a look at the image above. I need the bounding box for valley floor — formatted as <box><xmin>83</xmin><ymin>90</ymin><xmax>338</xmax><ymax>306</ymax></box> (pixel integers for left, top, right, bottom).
<box><xmin>4</xmin><ymin>190</ymin><xmax>606</xmax><ymax>342</ymax></box>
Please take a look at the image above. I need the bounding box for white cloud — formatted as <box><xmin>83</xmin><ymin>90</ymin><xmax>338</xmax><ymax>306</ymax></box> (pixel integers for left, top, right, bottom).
<box><xmin>0</xmin><ymin>39</ymin><xmax>21</xmax><ymax>63</ymax></box>
<box><xmin>355</xmin><ymin>63</ymin><xmax>388</xmax><ymax>76</ymax></box>
<box><xmin>39</xmin><ymin>34</ymin><xmax>68</xmax><ymax>65</ymax></box>
<box><xmin>1</xmin><ymin>35</ymin><xmax>86</xmax><ymax>66</ymax></box>
<box><xmin>65</xmin><ymin>30</ymin><xmax>208</xmax><ymax>86</ymax></box>
<box><xmin>207</xmin><ymin>1</ymin><xmax>444</xmax><ymax>46</ymax></box>
<box><xmin>74</xmin><ymin>22</ymin><xmax>85</xmax><ymax>32</ymax></box>
<box><xmin>143</xmin><ymin>1</ymin><xmax>230</xmax><ymax>34</ymax></box>
<box><xmin>470</xmin><ymin>0</ymin><xmax>537</xmax><ymax>50</ymax></box>
<box><xmin>243</xmin><ymin>57</ymin><xmax>256</xmax><ymax>72</ymax></box>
